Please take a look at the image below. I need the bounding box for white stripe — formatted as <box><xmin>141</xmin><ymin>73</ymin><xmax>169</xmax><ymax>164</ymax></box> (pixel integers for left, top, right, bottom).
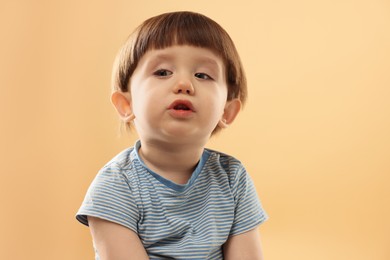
<box><xmin>76</xmin><ymin>142</ymin><xmax>267</xmax><ymax>259</ymax></box>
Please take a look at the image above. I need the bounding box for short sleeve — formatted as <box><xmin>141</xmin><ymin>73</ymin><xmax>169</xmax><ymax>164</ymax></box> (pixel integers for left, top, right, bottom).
<box><xmin>76</xmin><ymin>164</ymin><xmax>140</xmax><ymax>234</ymax></box>
<box><xmin>229</xmin><ymin>165</ymin><xmax>268</xmax><ymax>236</ymax></box>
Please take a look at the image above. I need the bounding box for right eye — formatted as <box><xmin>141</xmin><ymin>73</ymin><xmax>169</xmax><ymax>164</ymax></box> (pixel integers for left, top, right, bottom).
<box><xmin>153</xmin><ymin>69</ymin><xmax>172</xmax><ymax>77</ymax></box>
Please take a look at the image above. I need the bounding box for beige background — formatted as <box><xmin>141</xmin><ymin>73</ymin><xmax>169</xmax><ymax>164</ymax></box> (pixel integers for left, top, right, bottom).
<box><xmin>1</xmin><ymin>0</ymin><xmax>389</xmax><ymax>259</ymax></box>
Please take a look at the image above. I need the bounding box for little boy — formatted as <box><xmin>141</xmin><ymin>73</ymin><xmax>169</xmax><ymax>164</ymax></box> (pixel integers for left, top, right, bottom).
<box><xmin>77</xmin><ymin>11</ymin><xmax>268</xmax><ymax>259</ymax></box>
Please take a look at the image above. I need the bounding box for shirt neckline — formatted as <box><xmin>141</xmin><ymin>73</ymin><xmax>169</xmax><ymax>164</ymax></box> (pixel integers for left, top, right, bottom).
<box><xmin>132</xmin><ymin>140</ymin><xmax>211</xmax><ymax>192</ymax></box>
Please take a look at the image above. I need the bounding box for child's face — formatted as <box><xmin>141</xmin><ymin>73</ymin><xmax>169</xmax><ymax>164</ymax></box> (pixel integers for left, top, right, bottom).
<box><xmin>129</xmin><ymin>45</ymin><xmax>230</xmax><ymax>143</ymax></box>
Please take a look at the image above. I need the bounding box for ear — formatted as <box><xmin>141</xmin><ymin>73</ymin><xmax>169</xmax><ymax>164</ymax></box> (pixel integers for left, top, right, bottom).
<box><xmin>218</xmin><ymin>98</ymin><xmax>241</xmax><ymax>129</ymax></box>
<box><xmin>111</xmin><ymin>91</ymin><xmax>135</xmax><ymax>122</ymax></box>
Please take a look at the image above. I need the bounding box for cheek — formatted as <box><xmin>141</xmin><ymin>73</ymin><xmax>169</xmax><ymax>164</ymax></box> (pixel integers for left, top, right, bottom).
<box><xmin>205</xmin><ymin>90</ymin><xmax>228</xmax><ymax>118</ymax></box>
<box><xmin>214</xmin><ymin>88</ymin><xmax>228</xmax><ymax>109</ymax></box>
<box><xmin>130</xmin><ymin>87</ymin><xmax>145</xmax><ymax>115</ymax></box>
<box><xmin>132</xmin><ymin>89</ymin><xmax>163</xmax><ymax>117</ymax></box>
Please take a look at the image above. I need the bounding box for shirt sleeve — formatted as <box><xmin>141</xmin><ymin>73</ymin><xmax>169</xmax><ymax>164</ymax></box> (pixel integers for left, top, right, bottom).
<box><xmin>76</xmin><ymin>163</ymin><xmax>140</xmax><ymax>234</ymax></box>
<box><xmin>229</xmin><ymin>164</ymin><xmax>268</xmax><ymax>236</ymax></box>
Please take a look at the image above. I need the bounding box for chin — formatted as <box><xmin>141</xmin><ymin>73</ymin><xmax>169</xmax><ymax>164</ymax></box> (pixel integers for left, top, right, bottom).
<box><xmin>162</xmin><ymin>129</ymin><xmax>209</xmax><ymax>142</ymax></box>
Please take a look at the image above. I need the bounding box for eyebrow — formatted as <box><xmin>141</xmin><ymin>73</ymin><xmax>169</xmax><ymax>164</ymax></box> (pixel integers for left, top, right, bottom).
<box><xmin>196</xmin><ymin>56</ymin><xmax>221</xmax><ymax>69</ymax></box>
<box><xmin>151</xmin><ymin>54</ymin><xmax>221</xmax><ymax>68</ymax></box>
<box><xmin>144</xmin><ymin>54</ymin><xmax>174</xmax><ymax>70</ymax></box>
<box><xmin>151</xmin><ymin>54</ymin><xmax>174</xmax><ymax>62</ymax></box>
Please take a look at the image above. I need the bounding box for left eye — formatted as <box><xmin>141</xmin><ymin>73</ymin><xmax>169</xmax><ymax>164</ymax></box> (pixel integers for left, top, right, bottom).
<box><xmin>195</xmin><ymin>73</ymin><xmax>212</xmax><ymax>80</ymax></box>
<box><xmin>153</xmin><ymin>69</ymin><xmax>173</xmax><ymax>77</ymax></box>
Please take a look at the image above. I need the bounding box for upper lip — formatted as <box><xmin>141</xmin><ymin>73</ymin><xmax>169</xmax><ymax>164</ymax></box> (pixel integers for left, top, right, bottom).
<box><xmin>168</xmin><ymin>99</ymin><xmax>196</xmax><ymax>112</ymax></box>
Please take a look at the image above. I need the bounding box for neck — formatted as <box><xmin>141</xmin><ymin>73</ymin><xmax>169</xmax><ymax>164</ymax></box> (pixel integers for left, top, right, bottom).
<box><xmin>137</xmin><ymin>138</ymin><xmax>206</xmax><ymax>184</ymax></box>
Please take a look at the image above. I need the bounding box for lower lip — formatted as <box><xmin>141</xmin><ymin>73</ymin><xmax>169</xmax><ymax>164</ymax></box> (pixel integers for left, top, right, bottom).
<box><xmin>168</xmin><ymin>109</ymin><xmax>194</xmax><ymax>118</ymax></box>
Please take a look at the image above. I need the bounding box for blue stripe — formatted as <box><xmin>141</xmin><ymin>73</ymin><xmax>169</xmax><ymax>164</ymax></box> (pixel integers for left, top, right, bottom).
<box><xmin>76</xmin><ymin>140</ymin><xmax>268</xmax><ymax>259</ymax></box>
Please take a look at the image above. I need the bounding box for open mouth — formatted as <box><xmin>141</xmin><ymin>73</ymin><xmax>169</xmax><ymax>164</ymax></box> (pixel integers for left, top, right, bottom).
<box><xmin>169</xmin><ymin>100</ymin><xmax>195</xmax><ymax>112</ymax></box>
<box><xmin>174</xmin><ymin>104</ymin><xmax>191</xmax><ymax>111</ymax></box>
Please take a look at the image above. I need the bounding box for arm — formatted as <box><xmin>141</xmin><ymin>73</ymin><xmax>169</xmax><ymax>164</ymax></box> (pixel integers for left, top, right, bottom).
<box><xmin>88</xmin><ymin>216</ymin><xmax>149</xmax><ymax>260</ymax></box>
<box><xmin>223</xmin><ymin>227</ymin><xmax>264</xmax><ymax>260</ymax></box>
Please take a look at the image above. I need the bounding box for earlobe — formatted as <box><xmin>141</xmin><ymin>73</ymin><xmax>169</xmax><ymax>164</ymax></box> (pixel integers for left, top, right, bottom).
<box><xmin>111</xmin><ymin>91</ymin><xmax>135</xmax><ymax>122</ymax></box>
<box><xmin>123</xmin><ymin>113</ymin><xmax>136</xmax><ymax>122</ymax></box>
<box><xmin>218</xmin><ymin>118</ymin><xmax>229</xmax><ymax>129</ymax></box>
<box><xmin>218</xmin><ymin>99</ymin><xmax>241</xmax><ymax>129</ymax></box>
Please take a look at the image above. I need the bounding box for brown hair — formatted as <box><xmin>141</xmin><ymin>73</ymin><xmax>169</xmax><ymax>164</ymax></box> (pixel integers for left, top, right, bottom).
<box><xmin>111</xmin><ymin>11</ymin><xmax>247</xmax><ymax>131</ymax></box>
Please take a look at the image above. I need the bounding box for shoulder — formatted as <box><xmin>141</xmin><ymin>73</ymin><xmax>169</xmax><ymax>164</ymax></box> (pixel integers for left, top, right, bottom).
<box><xmin>99</xmin><ymin>147</ymin><xmax>137</xmax><ymax>175</ymax></box>
<box><xmin>76</xmin><ymin>146</ymin><xmax>143</xmax><ymax>230</ymax></box>
<box><xmin>90</xmin><ymin>146</ymin><xmax>140</xmax><ymax>189</ymax></box>
<box><xmin>205</xmin><ymin>148</ymin><xmax>243</xmax><ymax>167</ymax></box>
<box><xmin>204</xmin><ymin>148</ymin><xmax>247</xmax><ymax>185</ymax></box>
<box><xmin>102</xmin><ymin>147</ymin><xmax>135</xmax><ymax>171</ymax></box>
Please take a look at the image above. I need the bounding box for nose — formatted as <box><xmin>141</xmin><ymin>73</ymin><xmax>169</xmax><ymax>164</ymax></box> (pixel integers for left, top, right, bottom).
<box><xmin>173</xmin><ymin>79</ymin><xmax>195</xmax><ymax>95</ymax></box>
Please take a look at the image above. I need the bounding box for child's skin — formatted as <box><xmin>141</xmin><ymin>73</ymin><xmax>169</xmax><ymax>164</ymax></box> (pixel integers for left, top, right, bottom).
<box><xmin>88</xmin><ymin>45</ymin><xmax>264</xmax><ymax>259</ymax></box>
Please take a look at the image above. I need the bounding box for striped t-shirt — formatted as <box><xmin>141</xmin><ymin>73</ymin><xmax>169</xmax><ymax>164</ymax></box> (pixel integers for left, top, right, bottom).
<box><xmin>76</xmin><ymin>141</ymin><xmax>268</xmax><ymax>259</ymax></box>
